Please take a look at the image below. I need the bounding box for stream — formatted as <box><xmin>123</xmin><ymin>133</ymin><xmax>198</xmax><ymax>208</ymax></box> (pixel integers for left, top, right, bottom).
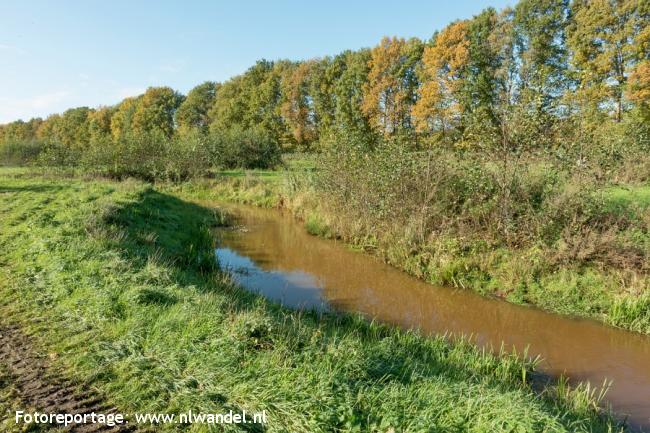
<box><xmin>214</xmin><ymin>203</ymin><xmax>650</xmax><ymax>431</ymax></box>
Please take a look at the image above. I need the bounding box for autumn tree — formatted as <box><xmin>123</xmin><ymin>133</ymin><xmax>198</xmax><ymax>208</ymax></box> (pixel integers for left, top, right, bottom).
<box><xmin>629</xmin><ymin>61</ymin><xmax>650</xmax><ymax>103</ymax></box>
<box><xmin>362</xmin><ymin>37</ymin><xmax>423</xmax><ymax>139</ymax></box>
<box><xmin>36</xmin><ymin>114</ymin><xmax>62</xmax><ymax>142</ymax></box>
<box><xmin>626</xmin><ymin>1</ymin><xmax>650</xmax><ymax>114</ymax></box>
<box><xmin>281</xmin><ymin>61</ymin><xmax>318</xmax><ymax>149</ymax></box>
<box><xmin>412</xmin><ymin>20</ymin><xmax>470</xmax><ymax>143</ymax></box>
<box><xmin>0</xmin><ymin>118</ymin><xmax>42</xmax><ymax>143</ymax></box>
<box><xmin>3</xmin><ymin>0</ymin><xmax>650</xmax><ymax>168</ymax></box>
<box><xmin>88</xmin><ymin>106</ymin><xmax>115</xmax><ymax>143</ymax></box>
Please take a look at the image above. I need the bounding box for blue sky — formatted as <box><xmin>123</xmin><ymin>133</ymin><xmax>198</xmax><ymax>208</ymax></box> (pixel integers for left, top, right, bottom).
<box><xmin>0</xmin><ymin>0</ymin><xmax>512</xmax><ymax>123</ymax></box>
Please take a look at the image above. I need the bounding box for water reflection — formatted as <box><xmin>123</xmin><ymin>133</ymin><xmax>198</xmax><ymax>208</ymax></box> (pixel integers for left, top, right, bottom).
<box><xmin>217</xmin><ymin>247</ymin><xmax>328</xmax><ymax>310</ymax></box>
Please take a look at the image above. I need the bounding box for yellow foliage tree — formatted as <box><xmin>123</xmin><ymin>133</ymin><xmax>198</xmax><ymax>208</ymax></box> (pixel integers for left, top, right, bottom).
<box><xmin>628</xmin><ymin>61</ymin><xmax>650</xmax><ymax>104</ymax></box>
<box><xmin>412</xmin><ymin>21</ymin><xmax>470</xmax><ymax>140</ymax></box>
<box><xmin>362</xmin><ymin>36</ymin><xmax>422</xmax><ymax>137</ymax></box>
<box><xmin>281</xmin><ymin>61</ymin><xmax>317</xmax><ymax>148</ymax></box>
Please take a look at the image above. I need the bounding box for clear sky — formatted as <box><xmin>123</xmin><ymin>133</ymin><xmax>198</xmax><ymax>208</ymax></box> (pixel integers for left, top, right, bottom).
<box><xmin>0</xmin><ymin>0</ymin><xmax>513</xmax><ymax>123</ymax></box>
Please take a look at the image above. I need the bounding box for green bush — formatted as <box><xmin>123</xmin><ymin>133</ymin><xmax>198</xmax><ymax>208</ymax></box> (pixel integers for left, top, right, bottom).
<box><xmin>0</xmin><ymin>140</ymin><xmax>44</xmax><ymax>165</ymax></box>
<box><xmin>317</xmin><ymin>136</ymin><xmax>646</xmax><ymax>269</ymax></box>
<box><xmin>0</xmin><ymin>126</ymin><xmax>282</xmax><ymax>181</ymax></box>
<box><xmin>38</xmin><ymin>139</ymin><xmax>82</xmax><ymax>167</ymax></box>
<box><xmin>80</xmin><ymin>131</ymin><xmax>212</xmax><ymax>181</ymax></box>
<box><xmin>208</xmin><ymin>126</ymin><xmax>283</xmax><ymax>170</ymax></box>
<box><xmin>164</xmin><ymin>131</ymin><xmax>212</xmax><ymax>181</ymax></box>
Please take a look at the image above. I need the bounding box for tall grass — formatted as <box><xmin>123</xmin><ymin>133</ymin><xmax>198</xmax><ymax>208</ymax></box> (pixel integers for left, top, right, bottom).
<box><xmin>0</xmin><ymin>169</ymin><xmax>623</xmax><ymax>432</ymax></box>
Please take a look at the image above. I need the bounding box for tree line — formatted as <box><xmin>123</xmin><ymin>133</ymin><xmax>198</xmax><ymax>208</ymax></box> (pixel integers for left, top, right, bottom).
<box><xmin>1</xmin><ymin>0</ymin><xmax>649</xmax><ymax>178</ymax></box>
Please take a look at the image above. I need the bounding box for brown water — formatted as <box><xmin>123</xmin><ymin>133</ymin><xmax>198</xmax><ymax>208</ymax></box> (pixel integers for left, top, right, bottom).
<box><xmin>214</xmin><ymin>203</ymin><xmax>650</xmax><ymax>431</ymax></box>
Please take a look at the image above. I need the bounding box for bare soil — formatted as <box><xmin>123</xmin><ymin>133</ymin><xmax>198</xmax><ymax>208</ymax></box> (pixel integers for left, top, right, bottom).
<box><xmin>0</xmin><ymin>324</ymin><xmax>135</xmax><ymax>433</ymax></box>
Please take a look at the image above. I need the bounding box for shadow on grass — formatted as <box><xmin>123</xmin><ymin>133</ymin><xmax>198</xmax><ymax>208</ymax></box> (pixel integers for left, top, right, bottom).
<box><xmin>0</xmin><ymin>183</ymin><xmax>66</xmax><ymax>194</ymax></box>
<box><xmin>103</xmin><ymin>188</ymin><xmax>221</xmax><ymax>275</ymax></box>
<box><xmin>101</xmin><ymin>187</ymin><xmax>620</xmax><ymax>433</ymax></box>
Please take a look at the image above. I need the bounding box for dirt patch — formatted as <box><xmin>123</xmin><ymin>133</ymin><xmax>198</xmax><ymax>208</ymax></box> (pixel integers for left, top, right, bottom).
<box><xmin>0</xmin><ymin>324</ymin><xmax>135</xmax><ymax>432</ymax></box>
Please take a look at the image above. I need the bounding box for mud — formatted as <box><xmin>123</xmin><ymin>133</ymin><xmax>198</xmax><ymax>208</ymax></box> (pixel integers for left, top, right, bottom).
<box><xmin>0</xmin><ymin>324</ymin><xmax>135</xmax><ymax>433</ymax></box>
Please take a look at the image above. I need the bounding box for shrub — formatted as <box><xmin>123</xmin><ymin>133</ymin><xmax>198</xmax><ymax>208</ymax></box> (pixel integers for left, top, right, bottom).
<box><xmin>208</xmin><ymin>126</ymin><xmax>282</xmax><ymax>169</ymax></box>
<box><xmin>317</xmin><ymin>136</ymin><xmax>647</xmax><ymax>271</ymax></box>
<box><xmin>0</xmin><ymin>140</ymin><xmax>44</xmax><ymax>165</ymax></box>
<box><xmin>164</xmin><ymin>131</ymin><xmax>212</xmax><ymax>181</ymax></box>
<box><xmin>38</xmin><ymin>139</ymin><xmax>81</xmax><ymax>167</ymax></box>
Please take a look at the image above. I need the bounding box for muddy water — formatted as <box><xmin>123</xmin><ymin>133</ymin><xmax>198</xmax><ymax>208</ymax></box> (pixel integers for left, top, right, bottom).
<box><xmin>214</xmin><ymin>203</ymin><xmax>650</xmax><ymax>430</ymax></box>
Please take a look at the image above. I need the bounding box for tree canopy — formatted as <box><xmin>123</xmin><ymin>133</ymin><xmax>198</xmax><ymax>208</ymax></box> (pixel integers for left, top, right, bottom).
<box><xmin>2</xmin><ymin>0</ymin><xmax>649</xmax><ymax>158</ymax></box>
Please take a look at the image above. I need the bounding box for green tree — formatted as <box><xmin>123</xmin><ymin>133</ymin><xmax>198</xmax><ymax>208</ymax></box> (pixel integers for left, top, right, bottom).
<box><xmin>464</xmin><ymin>8</ymin><xmax>502</xmax><ymax>134</ymax></box>
<box><xmin>57</xmin><ymin>107</ymin><xmax>92</xmax><ymax>149</ymax></box>
<box><xmin>208</xmin><ymin>76</ymin><xmax>247</xmax><ymax>134</ymax></box>
<box><xmin>567</xmin><ymin>0</ymin><xmax>644</xmax><ymax>122</ymax></box>
<box><xmin>175</xmin><ymin>81</ymin><xmax>219</xmax><ymax>135</ymax></box>
<box><xmin>132</xmin><ymin>87</ymin><xmax>184</xmax><ymax>137</ymax></box>
<box><xmin>110</xmin><ymin>96</ymin><xmax>141</xmax><ymax>141</ymax></box>
<box><xmin>513</xmin><ymin>0</ymin><xmax>570</xmax><ymax>113</ymax></box>
<box><xmin>309</xmin><ymin>56</ymin><xmax>341</xmax><ymax>144</ymax></box>
<box><xmin>332</xmin><ymin>49</ymin><xmax>375</xmax><ymax>147</ymax></box>
<box><xmin>209</xmin><ymin>60</ymin><xmax>287</xmax><ymax>145</ymax></box>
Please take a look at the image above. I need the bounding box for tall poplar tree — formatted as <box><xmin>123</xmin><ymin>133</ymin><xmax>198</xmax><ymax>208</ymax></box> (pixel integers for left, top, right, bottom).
<box><xmin>362</xmin><ymin>37</ymin><xmax>423</xmax><ymax>139</ymax></box>
<box><xmin>412</xmin><ymin>20</ymin><xmax>470</xmax><ymax>143</ymax></box>
<box><xmin>281</xmin><ymin>61</ymin><xmax>318</xmax><ymax>149</ymax></box>
<box><xmin>514</xmin><ymin>0</ymin><xmax>570</xmax><ymax>113</ymax></box>
<box><xmin>568</xmin><ymin>0</ymin><xmax>643</xmax><ymax>122</ymax></box>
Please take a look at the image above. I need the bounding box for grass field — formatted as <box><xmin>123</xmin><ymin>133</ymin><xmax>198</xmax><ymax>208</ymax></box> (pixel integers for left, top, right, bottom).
<box><xmin>0</xmin><ymin>167</ymin><xmax>622</xmax><ymax>432</ymax></box>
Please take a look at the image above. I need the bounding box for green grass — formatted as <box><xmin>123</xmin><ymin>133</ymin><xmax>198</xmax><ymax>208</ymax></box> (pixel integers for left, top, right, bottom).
<box><xmin>211</xmin><ymin>155</ymin><xmax>316</xmax><ymax>185</ymax></box>
<box><xmin>601</xmin><ymin>185</ymin><xmax>650</xmax><ymax>216</ymax></box>
<box><xmin>214</xmin><ymin>169</ymin><xmax>283</xmax><ymax>181</ymax></box>
<box><xmin>0</xmin><ymin>168</ymin><xmax>622</xmax><ymax>432</ymax></box>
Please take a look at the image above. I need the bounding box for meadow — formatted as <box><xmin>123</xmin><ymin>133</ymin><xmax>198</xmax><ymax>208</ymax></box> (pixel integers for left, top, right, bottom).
<box><xmin>0</xmin><ymin>167</ymin><xmax>623</xmax><ymax>432</ymax></box>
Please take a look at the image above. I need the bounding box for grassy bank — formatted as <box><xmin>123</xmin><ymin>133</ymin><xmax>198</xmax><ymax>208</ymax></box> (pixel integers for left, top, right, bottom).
<box><xmin>0</xmin><ymin>167</ymin><xmax>622</xmax><ymax>432</ymax></box>
<box><xmin>167</xmin><ymin>157</ymin><xmax>650</xmax><ymax>337</ymax></box>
